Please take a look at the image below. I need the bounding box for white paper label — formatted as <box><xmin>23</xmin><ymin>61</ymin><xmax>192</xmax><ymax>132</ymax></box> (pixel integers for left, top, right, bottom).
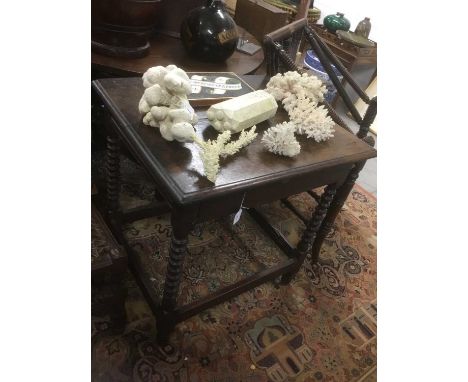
<box><xmin>233</xmin><ymin>208</ymin><xmax>243</xmax><ymax>225</ymax></box>
<box><xmin>190</xmin><ymin>79</ymin><xmax>242</xmax><ymax>91</ymax></box>
<box><xmin>233</xmin><ymin>193</ymin><xmax>247</xmax><ymax>225</ymax></box>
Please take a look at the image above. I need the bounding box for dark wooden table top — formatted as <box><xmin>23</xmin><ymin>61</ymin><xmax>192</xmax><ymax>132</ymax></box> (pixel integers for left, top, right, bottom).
<box><xmin>92</xmin><ymin>27</ymin><xmax>264</xmax><ymax>77</ymax></box>
<box><xmin>92</xmin><ymin>75</ymin><xmax>376</xmax><ymax>205</ymax></box>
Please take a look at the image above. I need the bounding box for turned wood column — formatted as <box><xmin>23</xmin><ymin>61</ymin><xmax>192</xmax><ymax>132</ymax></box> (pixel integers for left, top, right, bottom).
<box><xmin>357</xmin><ymin>97</ymin><xmax>377</xmax><ymax>139</ymax></box>
<box><xmin>281</xmin><ymin>184</ymin><xmax>337</xmax><ymax>283</ymax></box>
<box><xmin>311</xmin><ymin>161</ymin><xmax>366</xmax><ymax>260</ymax></box>
<box><xmin>158</xmin><ymin>207</ymin><xmax>195</xmax><ymax>344</ymax></box>
<box><xmin>105</xmin><ymin>134</ymin><xmax>123</xmax><ymax>242</ymax></box>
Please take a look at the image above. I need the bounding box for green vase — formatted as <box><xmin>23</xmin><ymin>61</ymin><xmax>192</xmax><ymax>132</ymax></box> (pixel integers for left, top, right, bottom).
<box><xmin>323</xmin><ymin>12</ymin><xmax>351</xmax><ymax>33</ymax></box>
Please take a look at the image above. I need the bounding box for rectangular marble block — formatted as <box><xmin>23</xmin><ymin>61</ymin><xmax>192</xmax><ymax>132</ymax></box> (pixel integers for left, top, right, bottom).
<box><xmin>207</xmin><ymin>90</ymin><xmax>278</xmax><ymax>133</ymax></box>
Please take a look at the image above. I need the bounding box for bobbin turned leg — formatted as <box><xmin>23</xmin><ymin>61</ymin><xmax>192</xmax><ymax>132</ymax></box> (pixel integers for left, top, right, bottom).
<box><xmin>281</xmin><ymin>184</ymin><xmax>337</xmax><ymax>284</ymax></box>
<box><xmin>312</xmin><ymin>161</ymin><xmax>366</xmax><ymax>262</ymax></box>
<box><xmin>157</xmin><ymin>208</ymin><xmax>194</xmax><ymax>345</ymax></box>
<box><xmin>105</xmin><ymin>134</ymin><xmax>123</xmax><ymax>242</ymax></box>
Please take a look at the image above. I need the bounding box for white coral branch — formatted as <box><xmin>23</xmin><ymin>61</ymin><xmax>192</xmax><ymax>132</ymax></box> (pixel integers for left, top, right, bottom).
<box><xmin>192</xmin><ymin>132</ymin><xmax>227</xmax><ymax>183</ymax></box>
<box><xmin>261</xmin><ymin>122</ymin><xmax>300</xmax><ymax>157</ymax></box>
<box><xmin>262</xmin><ymin>71</ymin><xmax>335</xmax><ymax>155</ymax></box>
<box><xmin>192</xmin><ymin>126</ymin><xmax>258</xmax><ymax>183</ymax></box>
<box><xmin>266</xmin><ymin>71</ymin><xmax>326</xmax><ymax>105</ymax></box>
<box><xmin>220</xmin><ymin>126</ymin><xmax>257</xmax><ymax>158</ymax></box>
<box><xmin>289</xmin><ymin>96</ymin><xmax>335</xmax><ymax>142</ymax></box>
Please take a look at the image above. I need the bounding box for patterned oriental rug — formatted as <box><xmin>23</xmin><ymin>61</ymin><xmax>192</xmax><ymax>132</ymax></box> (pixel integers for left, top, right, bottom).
<box><xmin>91</xmin><ymin>158</ymin><xmax>377</xmax><ymax>382</ymax></box>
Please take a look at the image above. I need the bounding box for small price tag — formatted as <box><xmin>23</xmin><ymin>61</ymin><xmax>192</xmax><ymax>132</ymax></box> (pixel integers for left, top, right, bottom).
<box><xmin>233</xmin><ymin>208</ymin><xmax>243</xmax><ymax>225</ymax></box>
<box><xmin>233</xmin><ymin>193</ymin><xmax>247</xmax><ymax>225</ymax></box>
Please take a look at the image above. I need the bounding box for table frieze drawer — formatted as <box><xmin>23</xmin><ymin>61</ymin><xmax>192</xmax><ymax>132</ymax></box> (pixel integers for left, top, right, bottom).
<box><xmin>244</xmin><ymin>164</ymin><xmax>351</xmax><ymax>207</ymax></box>
<box><xmin>195</xmin><ymin>164</ymin><xmax>351</xmax><ymax>221</ymax></box>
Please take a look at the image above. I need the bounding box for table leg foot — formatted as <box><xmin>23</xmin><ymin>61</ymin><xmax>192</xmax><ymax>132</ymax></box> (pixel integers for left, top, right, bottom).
<box><xmin>156</xmin><ymin>316</ymin><xmax>174</xmax><ymax>346</ymax></box>
<box><xmin>155</xmin><ymin>327</ymin><xmax>180</xmax><ymax>361</ymax></box>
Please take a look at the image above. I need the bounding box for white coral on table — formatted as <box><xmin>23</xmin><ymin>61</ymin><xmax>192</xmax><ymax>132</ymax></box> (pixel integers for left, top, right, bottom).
<box><xmin>266</xmin><ymin>71</ymin><xmax>326</xmax><ymax>105</ymax></box>
<box><xmin>262</xmin><ymin>71</ymin><xmax>336</xmax><ymax>156</ymax></box>
<box><xmin>192</xmin><ymin>131</ymin><xmax>229</xmax><ymax>183</ymax></box>
<box><xmin>220</xmin><ymin>126</ymin><xmax>258</xmax><ymax>158</ymax></box>
<box><xmin>261</xmin><ymin>122</ymin><xmax>300</xmax><ymax>157</ymax></box>
<box><xmin>289</xmin><ymin>96</ymin><xmax>335</xmax><ymax>142</ymax></box>
<box><xmin>139</xmin><ymin>65</ymin><xmax>262</xmax><ymax>183</ymax></box>
<box><xmin>192</xmin><ymin>126</ymin><xmax>258</xmax><ymax>183</ymax></box>
<box><xmin>138</xmin><ymin>65</ymin><xmax>198</xmax><ymax>143</ymax></box>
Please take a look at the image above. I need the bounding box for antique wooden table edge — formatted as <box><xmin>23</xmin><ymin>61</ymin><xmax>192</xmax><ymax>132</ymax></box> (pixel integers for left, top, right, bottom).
<box><xmin>92</xmin><ymin>75</ymin><xmax>376</xmax><ymax>347</ymax></box>
<box><xmin>93</xmin><ymin>79</ymin><xmax>375</xmax><ymax>205</ymax></box>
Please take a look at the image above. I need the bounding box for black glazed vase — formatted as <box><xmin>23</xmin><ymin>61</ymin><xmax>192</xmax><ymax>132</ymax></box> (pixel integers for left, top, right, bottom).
<box><xmin>180</xmin><ymin>0</ymin><xmax>239</xmax><ymax>62</ymax></box>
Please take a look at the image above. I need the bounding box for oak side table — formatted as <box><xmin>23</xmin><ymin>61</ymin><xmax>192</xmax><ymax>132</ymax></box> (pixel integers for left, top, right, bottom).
<box><xmin>92</xmin><ymin>75</ymin><xmax>376</xmax><ymax>346</ymax></box>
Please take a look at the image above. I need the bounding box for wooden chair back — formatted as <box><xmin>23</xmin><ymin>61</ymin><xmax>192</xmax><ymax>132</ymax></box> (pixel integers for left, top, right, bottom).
<box><xmin>263</xmin><ymin>18</ymin><xmax>377</xmax><ymax>142</ymax></box>
<box><xmin>295</xmin><ymin>0</ymin><xmax>311</xmax><ymax>21</ymax></box>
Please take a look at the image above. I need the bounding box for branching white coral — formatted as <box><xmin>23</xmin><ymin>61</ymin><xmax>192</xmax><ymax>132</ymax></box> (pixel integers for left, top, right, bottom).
<box><xmin>192</xmin><ymin>132</ymin><xmax>228</xmax><ymax>183</ymax></box>
<box><xmin>192</xmin><ymin>126</ymin><xmax>258</xmax><ymax>183</ymax></box>
<box><xmin>266</xmin><ymin>71</ymin><xmax>326</xmax><ymax>105</ymax></box>
<box><xmin>220</xmin><ymin>126</ymin><xmax>257</xmax><ymax>158</ymax></box>
<box><xmin>262</xmin><ymin>122</ymin><xmax>300</xmax><ymax>157</ymax></box>
<box><xmin>289</xmin><ymin>96</ymin><xmax>335</xmax><ymax>142</ymax></box>
<box><xmin>261</xmin><ymin>71</ymin><xmax>335</xmax><ymax>155</ymax></box>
